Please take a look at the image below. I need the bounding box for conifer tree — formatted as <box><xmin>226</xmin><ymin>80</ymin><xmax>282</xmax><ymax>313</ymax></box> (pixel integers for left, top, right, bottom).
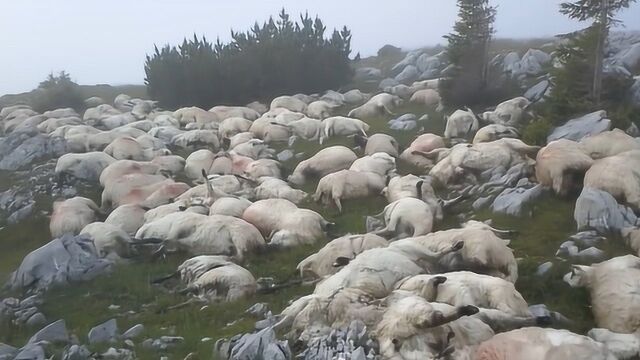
<box><xmin>440</xmin><ymin>0</ymin><xmax>497</xmax><ymax>107</ymax></box>
<box><xmin>560</xmin><ymin>0</ymin><xmax>637</xmax><ymax>103</ymax></box>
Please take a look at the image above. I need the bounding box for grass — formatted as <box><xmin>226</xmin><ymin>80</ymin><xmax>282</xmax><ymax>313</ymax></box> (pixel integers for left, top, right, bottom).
<box><xmin>0</xmin><ymin>90</ymin><xmax>620</xmax><ymax>358</ymax></box>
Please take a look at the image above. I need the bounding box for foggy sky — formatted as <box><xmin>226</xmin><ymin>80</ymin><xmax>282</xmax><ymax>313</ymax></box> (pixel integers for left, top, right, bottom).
<box><xmin>1</xmin><ymin>0</ymin><xmax>639</xmax><ymax>95</ymax></box>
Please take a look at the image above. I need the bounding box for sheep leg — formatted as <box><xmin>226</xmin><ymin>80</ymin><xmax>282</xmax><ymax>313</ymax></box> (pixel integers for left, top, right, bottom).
<box><xmin>474</xmin><ymin>309</ymin><xmax>538</xmax><ymax>333</ymax></box>
<box><xmin>333</xmin><ymin>196</ymin><xmax>343</xmax><ymax>213</ymax></box>
<box><xmin>421</xmin><ymin>305</ymin><xmax>479</xmax><ymax>328</ymax></box>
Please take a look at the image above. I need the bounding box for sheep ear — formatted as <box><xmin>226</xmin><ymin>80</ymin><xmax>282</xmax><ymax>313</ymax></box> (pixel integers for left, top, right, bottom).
<box><xmin>571</xmin><ymin>265</ymin><xmax>591</xmax><ymax>276</ymax></box>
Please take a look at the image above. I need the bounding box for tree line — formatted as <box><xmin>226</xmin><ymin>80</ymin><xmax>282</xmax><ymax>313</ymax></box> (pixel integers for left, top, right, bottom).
<box><xmin>144</xmin><ymin>9</ymin><xmax>353</xmax><ymax>110</ymax></box>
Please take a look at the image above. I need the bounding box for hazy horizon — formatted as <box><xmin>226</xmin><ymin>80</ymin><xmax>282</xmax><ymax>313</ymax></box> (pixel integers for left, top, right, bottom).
<box><xmin>1</xmin><ymin>0</ymin><xmax>639</xmax><ymax>95</ymax></box>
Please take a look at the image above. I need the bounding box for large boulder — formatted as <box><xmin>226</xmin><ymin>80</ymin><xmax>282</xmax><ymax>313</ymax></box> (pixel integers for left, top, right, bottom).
<box><xmin>524</xmin><ymin>80</ymin><xmax>551</xmax><ymax>103</ymax></box>
<box><xmin>354</xmin><ymin>67</ymin><xmax>382</xmax><ymax>83</ymax></box>
<box><xmin>394</xmin><ymin>65</ymin><xmax>419</xmax><ymax>84</ymax></box>
<box><xmin>0</xmin><ymin>129</ymin><xmax>67</xmax><ymax>171</ymax></box>
<box><xmin>390</xmin><ymin>51</ymin><xmax>420</xmax><ymax>76</ymax></box>
<box><xmin>28</xmin><ymin>319</ymin><xmax>69</xmax><ymax>344</ymax></box>
<box><xmin>6</xmin><ymin>234</ymin><xmax>113</xmax><ymax>292</ymax></box>
<box><xmin>517</xmin><ymin>49</ymin><xmax>551</xmax><ymax>76</ymax></box>
<box><xmin>610</xmin><ymin>42</ymin><xmax>640</xmax><ymax>71</ymax></box>
<box><xmin>574</xmin><ymin>187</ymin><xmax>639</xmax><ymax>234</ymax></box>
<box><xmin>547</xmin><ymin>110</ymin><xmax>611</xmax><ymax>143</ymax></box>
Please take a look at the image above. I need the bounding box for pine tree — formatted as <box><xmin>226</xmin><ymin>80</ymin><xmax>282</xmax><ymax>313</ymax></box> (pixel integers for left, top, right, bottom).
<box><xmin>560</xmin><ymin>0</ymin><xmax>637</xmax><ymax>103</ymax></box>
<box><xmin>440</xmin><ymin>0</ymin><xmax>496</xmax><ymax>107</ymax></box>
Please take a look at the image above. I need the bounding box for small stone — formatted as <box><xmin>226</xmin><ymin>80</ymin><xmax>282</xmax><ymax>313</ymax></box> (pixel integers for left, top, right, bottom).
<box><xmin>141</xmin><ymin>339</ymin><xmax>154</xmax><ymax>349</ymax></box>
<box><xmin>62</xmin><ymin>344</ymin><xmax>91</xmax><ymax>360</ymax></box>
<box><xmin>88</xmin><ymin>319</ymin><xmax>118</xmax><ymax>344</ymax></box>
<box><xmin>124</xmin><ymin>340</ymin><xmax>135</xmax><ymax>348</ymax></box>
<box><xmin>245</xmin><ymin>303</ymin><xmax>269</xmax><ymax>318</ymax></box>
<box><xmin>100</xmin><ymin>348</ymin><xmax>135</xmax><ymax>360</ymax></box>
<box><xmin>201</xmin><ymin>337</ymin><xmax>213</xmax><ymax>342</ymax></box>
<box><xmin>28</xmin><ymin>319</ymin><xmax>69</xmax><ymax>344</ymax></box>
<box><xmin>276</xmin><ymin>150</ymin><xmax>294</xmax><ymax>162</ymax></box>
<box><xmin>556</xmin><ymin>241</ymin><xmax>579</xmax><ymax>258</ymax></box>
<box><xmin>536</xmin><ymin>262</ymin><xmax>553</xmax><ymax>276</ymax></box>
<box><xmin>25</xmin><ymin>313</ymin><xmax>46</xmax><ymax>328</ymax></box>
<box><xmin>108</xmin><ymin>305</ymin><xmax>120</xmax><ymax>311</ymax></box>
<box><xmin>122</xmin><ymin>324</ymin><xmax>144</xmax><ymax>339</ymax></box>
<box><xmin>19</xmin><ymin>295</ymin><xmax>43</xmax><ymax>309</ymax></box>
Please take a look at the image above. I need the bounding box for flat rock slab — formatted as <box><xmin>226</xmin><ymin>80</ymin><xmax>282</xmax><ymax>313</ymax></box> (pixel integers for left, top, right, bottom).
<box><xmin>547</xmin><ymin>110</ymin><xmax>611</xmax><ymax>143</ymax></box>
<box><xmin>88</xmin><ymin>319</ymin><xmax>118</xmax><ymax>344</ymax></box>
<box><xmin>28</xmin><ymin>319</ymin><xmax>69</xmax><ymax>344</ymax></box>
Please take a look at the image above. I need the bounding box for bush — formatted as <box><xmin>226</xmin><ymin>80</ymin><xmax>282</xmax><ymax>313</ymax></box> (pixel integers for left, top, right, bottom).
<box><xmin>522</xmin><ymin>117</ymin><xmax>554</xmax><ymax>145</ymax></box>
<box><xmin>31</xmin><ymin>71</ymin><xmax>84</xmax><ymax>113</ymax></box>
<box><xmin>144</xmin><ymin>10</ymin><xmax>354</xmax><ymax>110</ymax></box>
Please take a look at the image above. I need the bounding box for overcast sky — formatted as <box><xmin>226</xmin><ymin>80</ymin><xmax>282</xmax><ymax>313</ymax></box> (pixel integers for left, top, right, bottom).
<box><xmin>1</xmin><ymin>0</ymin><xmax>639</xmax><ymax>95</ymax></box>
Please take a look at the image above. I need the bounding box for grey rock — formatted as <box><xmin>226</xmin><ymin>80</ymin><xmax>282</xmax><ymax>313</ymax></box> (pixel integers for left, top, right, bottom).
<box><xmin>524</xmin><ymin>80</ymin><xmax>550</xmax><ymax>103</ymax></box>
<box><xmin>25</xmin><ymin>313</ymin><xmax>46</xmax><ymax>328</ymax></box>
<box><xmin>536</xmin><ymin>262</ymin><xmax>553</xmax><ymax>276</ymax></box>
<box><xmin>7</xmin><ymin>201</ymin><xmax>35</xmax><ymax>225</ymax></box>
<box><xmin>28</xmin><ymin>319</ymin><xmax>69</xmax><ymax>344</ymax></box>
<box><xmin>547</xmin><ymin>110</ymin><xmax>611</xmax><ymax>143</ymax></box>
<box><xmin>6</xmin><ymin>234</ymin><xmax>113</xmax><ymax>292</ymax></box>
<box><xmin>472</xmin><ymin>196</ymin><xmax>494</xmax><ymax>210</ymax></box>
<box><xmin>378</xmin><ymin>78</ymin><xmax>400</xmax><ymax>90</ymax></box>
<box><xmin>62</xmin><ymin>345</ymin><xmax>91</xmax><ymax>360</ymax></box>
<box><xmin>99</xmin><ymin>348</ymin><xmax>135</xmax><ymax>360</ymax></box>
<box><xmin>577</xmin><ymin>247</ymin><xmax>607</xmax><ymax>262</ymax></box>
<box><xmin>276</xmin><ymin>150</ymin><xmax>294</xmax><ymax>162</ymax></box>
<box><xmin>390</xmin><ymin>113</ymin><xmax>417</xmax><ymax>123</ymax></box>
<box><xmin>556</xmin><ymin>241</ymin><xmax>579</xmax><ymax>257</ymax></box>
<box><xmin>0</xmin><ymin>130</ymin><xmax>67</xmax><ymax>171</ymax></box>
<box><xmin>245</xmin><ymin>303</ymin><xmax>270</xmax><ymax>318</ymax></box>
<box><xmin>0</xmin><ymin>343</ymin><xmax>17</xmax><ymax>360</ymax></box>
<box><xmin>389</xmin><ymin>120</ymin><xmax>417</xmax><ymax>131</ymax></box>
<box><xmin>351</xmin><ymin>347</ymin><xmax>367</xmax><ymax>360</ymax></box>
<box><xmin>122</xmin><ymin>324</ymin><xmax>144</xmax><ymax>339</ymax></box>
<box><xmin>570</xmin><ymin>231</ymin><xmax>605</xmax><ymax>248</ymax></box>
<box><xmin>354</xmin><ymin>67</ymin><xmax>382</xmax><ymax>83</ymax></box>
<box><xmin>390</xmin><ymin>52</ymin><xmax>420</xmax><ymax>76</ymax></box>
<box><xmin>14</xmin><ymin>344</ymin><xmax>45</xmax><ymax>360</ymax></box>
<box><xmin>123</xmin><ymin>340</ymin><xmax>134</xmax><ymax>348</ymax></box>
<box><xmin>263</xmin><ymin>342</ymin><xmax>291</xmax><ymax>360</ymax></box>
<box><xmin>491</xmin><ymin>184</ymin><xmax>545</xmax><ymax>216</ymax></box>
<box><xmin>226</xmin><ymin>327</ymin><xmax>291</xmax><ymax>360</ymax></box>
<box><xmin>88</xmin><ymin>319</ymin><xmax>118</xmax><ymax>344</ymax></box>
<box><xmin>394</xmin><ymin>65</ymin><xmax>419</xmax><ymax>84</ymax></box>
<box><xmin>574</xmin><ymin>187</ymin><xmax>639</xmax><ymax>234</ymax></box>
<box><xmin>19</xmin><ymin>295</ymin><xmax>42</xmax><ymax>309</ymax></box>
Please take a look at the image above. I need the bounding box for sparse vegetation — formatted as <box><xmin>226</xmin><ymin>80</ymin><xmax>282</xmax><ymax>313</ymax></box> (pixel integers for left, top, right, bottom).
<box><xmin>30</xmin><ymin>71</ymin><xmax>84</xmax><ymax>113</ymax></box>
<box><xmin>144</xmin><ymin>10</ymin><xmax>354</xmax><ymax>110</ymax></box>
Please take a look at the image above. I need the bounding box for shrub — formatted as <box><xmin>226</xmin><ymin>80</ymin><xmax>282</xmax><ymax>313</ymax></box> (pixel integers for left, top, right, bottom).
<box><xmin>522</xmin><ymin>117</ymin><xmax>553</xmax><ymax>145</ymax></box>
<box><xmin>31</xmin><ymin>71</ymin><xmax>84</xmax><ymax>113</ymax></box>
<box><xmin>144</xmin><ymin>10</ymin><xmax>354</xmax><ymax>110</ymax></box>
